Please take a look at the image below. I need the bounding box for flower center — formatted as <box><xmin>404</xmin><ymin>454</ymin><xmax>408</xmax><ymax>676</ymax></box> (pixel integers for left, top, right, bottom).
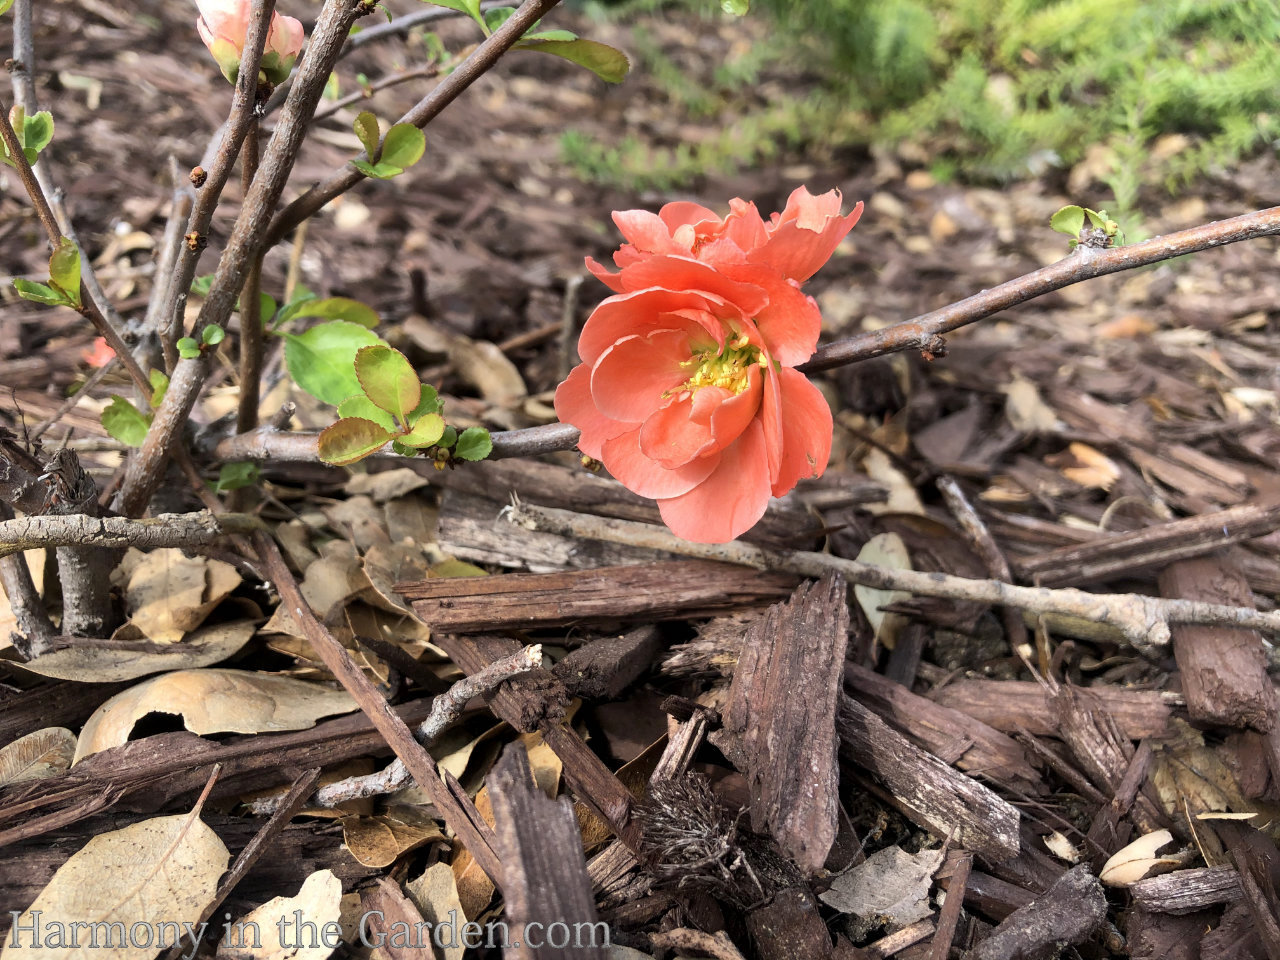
<box><xmin>677</xmin><ymin>338</ymin><xmax>762</xmax><ymax>396</ymax></box>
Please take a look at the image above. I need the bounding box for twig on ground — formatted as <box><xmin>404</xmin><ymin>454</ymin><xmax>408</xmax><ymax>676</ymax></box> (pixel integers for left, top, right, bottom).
<box><xmin>250</xmin><ymin>644</ymin><xmax>543</xmax><ymax>813</ymax></box>
<box><xmin>937</xmin><ymin>475</ymin><xmax>1027</xmax><ymax>649</ymax></box>
<box><xmin>0</xmin><ymin>510</ymin><xmax>259</xmax><ymax>558</ymax></box>
<box><xmin>503</xmin><ymin>501</ymin><xmax>1280</xmax><ymax>652</ymax></box>
<box><xmin>252</xmin><ymin>530</ymin><xmax>507</xmax><ymax>885</ymax></box>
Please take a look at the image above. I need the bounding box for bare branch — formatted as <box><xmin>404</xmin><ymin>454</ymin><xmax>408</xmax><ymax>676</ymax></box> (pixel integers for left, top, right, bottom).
<box><xmin>503</xmin><ymin>500</ymin><xmax>1280</xmax><ymax>653</ymax></box>
<box><xmin>0</xmin><ymin>511</ymin><xmax>258</xmax><ymax>559</ymax></box>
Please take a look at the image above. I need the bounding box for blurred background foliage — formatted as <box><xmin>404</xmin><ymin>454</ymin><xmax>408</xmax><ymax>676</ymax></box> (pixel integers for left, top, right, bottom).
<box><xmin>564</xmin><ymin>0</ymin><xmax>1280</xmax><ymax>212</ymax></box>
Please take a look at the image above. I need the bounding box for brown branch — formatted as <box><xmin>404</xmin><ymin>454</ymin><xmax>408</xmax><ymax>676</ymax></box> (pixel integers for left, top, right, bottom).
<box><xmin>237</xmin><ymin>122</ymin><xmax>264</xmax><ymax>435</ymax></box>
<box><xmin>265</xmin><ymin>0</ymin><xmax>562</xmax><ymax>245</ymax></box>
<box><xmin>153</xmin><ymin>0</ymin><xmax>277</xmax><ymax>368</ymax></box>
<box><xmin>308</xmin><ymin>64</ymin><xmax>442</xmax><ymax>124</ymax></box>
<box><xmin>116</xmin><ymin>0</ymin><xmax>362</xmax><ymax>518</ymax></box>
<box><xmin>252</xmin><ymin>529</ymin><xmax>507</xmax><ymax>886</ymax></box>
<box><xmin>0</xmin><ymin>510</ymin><xmax>257</xmax><ymax>558</ymax></box>
<box><xmin>0</xmin><ymin>502</ymin><xmax>54</xmax><ymax>642</ymax></box>
<box><xmin>801</xmin><ymin>205</ymin><xmax>1280</xmax><ymax>371</ymax></box>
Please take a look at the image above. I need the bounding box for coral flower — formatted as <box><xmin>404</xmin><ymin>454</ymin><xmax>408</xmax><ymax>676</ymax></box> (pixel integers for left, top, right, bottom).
<box><xmin>557</xmin><ymin>188</ymin><xmax>862</xmax><ymax>543</ymax></box>
<box><xmin>196</xmin><ymin>0</ymin><xmax>304</xmax><ymax>86</ymax></box>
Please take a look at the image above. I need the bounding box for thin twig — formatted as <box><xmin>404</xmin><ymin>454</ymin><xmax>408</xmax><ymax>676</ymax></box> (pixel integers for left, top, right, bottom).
<box><xmin>937</xmin><ymin>475</ymin><xmax>1027</xmax><ymax>649</ymax></box>
<box><xmin>29</xmin><ymin>358</ymin><xmax>118</xmax><ymax>443</ymax></box>
<box><xmin>0</xmin><ymin>511</ymin><xmax>259</xmax><ymax>558</ymax></box>
<box><xmin>503</xmin><ymin>500</ymin><xmax>1280</xmax><ymax>652</ymax></box>
<box><xmin>149</xmin><ymin>159</ymin><xmax>196</xmax><ymax>370</ymax></box>
<box><xmin>0</xmin><ymin>502</ymin><xmax>54</xmax><ymax>642</ymax></box>
<box><xmin>266</xmin><ymin>0</ymin><xmax>562</xmax><ymax>245</ymax></box>
<box><xmin>309</xmin><ymin>64</ymin><xmax>442</xmax><ymax>124</ymax></box>
<box><xmin>252</xmin><ymin>530</ymin><xmax>507</xmax><ymax>885</ymax></box>
<box><xmin>802</xmin><ymin>205</ymin><xmax>1280</xmax><ymax>372</ymax></box>
<box><xmin>237</xmin><ymin>122</ymin><xmax>264</xmax><ymax>435</ymax></box>
<box><xmin>251</xmin><ymin>645</ymin><xmax>543</xmax><ymax>813</ymax></box>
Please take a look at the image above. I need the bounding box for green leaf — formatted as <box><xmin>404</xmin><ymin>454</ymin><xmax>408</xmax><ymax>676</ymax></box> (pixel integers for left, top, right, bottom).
<box><xmin>514</xmin><ymin>38</ymin><xmax>630</xmax><ymax>84</ymax></box>
<box><xmin>485</xmin><ymin>6</ymin><xmax>516</xmax><ymax>32</ymax></box>
<box><xmin>282</xmin><ymin>297</ymin><xmax>379</xmax><ymax>330</ymax></box>
<box><xmin>13</xmin><ymin>278</ymin><xmax>73</xmax><ymax>306</ymax></box>
<box><xmin>421</xmin><ymin>0</ymin><xmax>485</xmax><ymax>31</ymax></box>
<box><xmin>283</xmin><ymin>320</ymin><xmax>384</xmax><ymax>406</ymax></box>
<box><xmin>406</xmin><ymin>383</ymin><xmax>441</xmax><ymax>424</ymax></box>
<box><xmin>523</xmin><ymin>28</ymin><xmax>577</xmax><ymax>41</ymax></box>
<box><xmin>337</xmin><ymin>394</ymin><xmax>397</xmax><ymax>433</ymax></box>
<box><xmin>318</xmin><ymin>417</ymin><xmax>393</xmax><ymax>465</ymax></box>
<box><xmin>720</xmin><ymin>0</ymin><xmax>749</xmax><ymax>13</ymax></box>
<box><xmin>354</xmin><ymin>110</ymin><xmax>380</xmax><ymax>159</ymax></box>
<box><xmin>352</xmin><ymin>158</ymin><xmax>404</xmax><ymax>180</ymax></box>
<box><xmin>454</xmin><ymin>426</ymin><xmax>493</xmax><ymax>461</ymax></box>
<box><xmin>48</xmin><ymin>238</ymin><xmax>81</xmax><ymax>308</ymax></box>
<box><xmin>201</xmin><ymin>324</ymin><xmax>225</xmax><ymax>346</ymax></box>
<box><xmin>237</xmin><ymin>291</ymin><xmax>277</xmax><ymax>324</ymax></box>
<box><xmin>1050</xmin><ymin>205</ymin><xmax>1086</xmax><ymax>237</ymax></box>
<box><xmin>354</xmin><ymin>345</ymin><xmax>421</xmax><ymax>422</ymax></box>
<box><xmin>214</xmin><ymin>462</ymin><xmax>260</xmax><ymax>492</ymax></box>
<box><xmin>148</xmin><ymin>369</ymin><xmax>169</xmax><ymax>408</ymax></box>
<box><xmin>438</xmin><ymin>425</ymin><xmax>457</xmax><ymax>449</ymax></box>
<box><xmin>177</xmin><ymin>338</ymin><xmax>201</xmax><ymax>359</ymax></box>
<box><xmin>22</xmin><ymin>111</ymin><xmax>53</xmax><ymax>154</ymax></box>
<box><xmin>190</xmin><ymin>274</ymin><xmax>215</xmax><ymax>298</ymax></box>
<box><xmin>323</xmin><ymin>72</ymin><xmax>341</xmax><ymax>100</ymax></box>
<box><xmin>0</xmin><ymin>1</ymin><xmax>16</xmax><ymax>17</ymax></box>
<box><xmin>390</xmin><ymin>439</ymin><xmax>417</xmax><ymax>457</ymax></box>
<box><xmin>379</xmin><ymin>124</ymin><xmax>426</xmax><ymax>170</ymax></box>
<box><xmin>398</xmin><ymin>412</ymin><xmax>445</xmax><ymax>448</ymax></box>
<box><xmin>101</xmin><ymin>396</ymin><xmax>152</xmax><ymax>447</ymax></box>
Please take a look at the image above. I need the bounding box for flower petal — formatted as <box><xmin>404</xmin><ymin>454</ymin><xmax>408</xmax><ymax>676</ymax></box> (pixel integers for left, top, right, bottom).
<box><xmin>658</xmin><ymin>201</ymin><xmax>720</xmax><ymax>234</ymax></box>
<box><xmin>601</xmin><ymin>428</ymin><xmax>719</xmax><ymax>499</ymax></box>
<box><xmin>554</xmin><ymin>363</ymin><xmax>630</xmax><ymax>460</ymax></box>
<box><xmin>770</xmin><ymin>367</ymin><xmax>833</xmax><ymax>496</ymax></box>
<box><xmin>718</xmin><ymin>263</ymin><xmax>823</xmax><ymax>366</ymax></box>
<box><xmin>591</xmin><ymin>330</ymin><xmax>693</xmax><ymax>423</ymax></box>
<box><xmin>576</xmin><ymin>288</ymin><xmax>720</xmax><ymax>366</ymax></box>
<box><xmin>758</xmin><ymin>191</ymin><xmax>863</xmax><ymax>283</ymax></box>
<box><xmin>609</xmin><ymin>256</ymin><xmax>770</xmax><ymax>317</ymax></box>
<box><xmin>639</xmin><ymin>387</ymin><xmax>721</xmax><ymax>468</ymax></box>
<box><xmin>267</xmin><ymin>12</ymin><xmax>305</xmax><ymax>59</ymax></box>
<box><xmin>584</xmin><ymin>256</ymin><xmax>625</xmax><ymax>293</ymax></box>
<box><xmin>657</xmin><ymin>420</ymin><xmax>772</xmax><ymax>543</ymax></box>
<box><xmin>611</xmin><ymin>210</ymin><xmax>684</xmax><ymax>258</ymax></box>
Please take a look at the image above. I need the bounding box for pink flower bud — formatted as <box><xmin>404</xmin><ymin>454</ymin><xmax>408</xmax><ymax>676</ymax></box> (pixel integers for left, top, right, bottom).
<box><xmin>196</xmin><ymin>0</ymin><xmax>304</xmax><ymax>86</ymax></box>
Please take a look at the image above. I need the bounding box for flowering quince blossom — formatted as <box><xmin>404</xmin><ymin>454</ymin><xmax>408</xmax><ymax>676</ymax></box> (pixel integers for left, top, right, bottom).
<box><xmin>196</xmin><ymin>0</ymin><xmax>305</xmax><ymax>86</ymax></box>
<box><xmin>556</xmin><ymin>187</ymin><xmax>863</xmax><ymax>543</ymax></box>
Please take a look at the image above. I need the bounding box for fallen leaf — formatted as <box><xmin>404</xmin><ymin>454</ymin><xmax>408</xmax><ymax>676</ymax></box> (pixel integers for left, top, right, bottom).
<box><xmin>1004</xmin><ymin>375</ymin><xmax>1060</xmax><ymax>434</ymax></box>
<box><xmin>75</xmin><ymin>668</ymin><xmax>357</xmax><ymax>763</ymax></box>
<box><xmin>341</xmin><ymin>814</ymin><xmax>445</xmax><ymax>869</ymax></box>
<box><xmin>1045</xmin><ymin>442</ymin><xmax>1120</xmax><ymax>491</ymax></box>
<box><xmin>4</xmin><ymin>808</ymin><xmax>229</xmax><ymax>959</ymax></box>
<box><xmin>16</xmin><ymin>620</ymin><xmax>256</xmax><ymax>682</ymax></box>
<box><xmin>853</xmin><ymin>532</ymin><xmax>912</xmax><ymax>650</ymax></box>
<box><xmin>0</xmin><ymin>727</ymin><xmax>76</xmax><ymax>785</ymax></box>
<box><xmin>1043</xmin><ymin>830</ymin><xmax>1082</xmax><ymax>863</ymax></box>
<box><xmin>818</xmin><ymin>844</ymin><xmax>944</xmax><ymax>928</ymax></box>
<box><xmin>126</xmin><ymin>548</ymin><xmax>241</xmax><ymax>643</ymax></box>
<box><xmin>1099</xmin><ymin>829</ymin><xmax>1177</xmax><ymax>886</ymax></box>
<box><xmin>406</xmin><ymin>862</ymin><xmax>467</xmax><ymax>960</ymax></box>
<box><xmin>346</xmin><ymin>468</ymin><xmax>429</xmax><ymax>502</ymax></box>
<box><xmin>862</xmin><ymin>448</ymin><xmax>925</xmax><ymax>516</ymax></box>
<box><xmin>217</xmin><ymin>870</ymin><xmax>341</xmax><ymax>960</ymax></box>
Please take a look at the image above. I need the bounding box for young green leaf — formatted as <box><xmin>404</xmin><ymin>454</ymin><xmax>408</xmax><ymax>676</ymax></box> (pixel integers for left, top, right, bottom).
<box><xmin>352</xmin><ymin>159</ymin><xmax>404</xmax><ymax>180</ymax></box>
<box><xmin>379</xmin><ymin>124</ymin><xmax>426</xmax><ymax>170</ymax></box>
<box><xmin>13</xmin><ymin>278</ymin><xmax>73</xmax><ymax>306</ymax></box>
<box><xmin>190</xmin><ymin>274</ymin><xmax>215</xmax><ymax>298</ymax></box>
<box><xmin>454</xmin><ymin>426</ymin><xmax>493</xmax><ymax>461</ymax></box>
<box><xmin>48</xmin><ymin>238</ymin><xmax>82</xmax><ymax>308</ymax></box>
<box><xmin>337</xmin><ymin>394</ymin><xmax>397</xmax><ymax>433</ymax></box>
<box><xmin>354</xmin><ymin>111</ymin><xmax>380</xmax><ymax>159</ymax></box>
<box><xmin>398</xmin><ymin>412</ymin><xmax>445</xmax><ymax>448</ymax></box>
<box><xmin>101</xmin><ymin>396</ymin><xmax>152</xmax><ymax>447</ymax></box>
<box><xmin>318</xmin><ymin>417</ymin><xmax>393</xmax><ymax>465</ymax></box>
<box><xmin>148</xmin><ymin>369</ymin><xmax>170</xmax><ymax>408</ymax></box>
<box><xmin>514</xmin><ymin>38</ymin><xmax>630</xmax><ymax>84</ymax></box>
<box><xmin>485</xmin><ymin>6</ymin><xmax>516</xmax><ymax>33</ymax></box>
<box><xmin>354</xmin><ymin>345</ymin><xmax>421</xmax><ymax>422</ymax></box>
<box><xmin>438</xmin><ymin>425</ymin><xmax>458</xmax><ymax>449</ymax></box>
<box><xmin>0</xmin><ymin>1</ymin><xmax>16</xmax><ymax>18</ymax></box>
<box><xmin>721</xmin><ymin>0</ymin><xmax>749</xmax><ymax>14</ymax></box>
<box><xmin>406</xmin><ymin>383</ymin><xmax>441</xmax><ymax>424</ymax></box>
<box><xmin>177</xmin><ymin>337</ymin><xmax>201</xmax><ymax>359</ymax></box>
<box><xmin>214</xmin><ymin>462</ymin><xmax>260</xmax><ymax>492</ymax></box>
<box><xmin>1050</xmin><ymin>205</ymin><xmax>1086</xmax><ymax>237</ymax></box>
<box><xmin>422</xmin><ymin>0</ymin><xmax>485</xmax><ymax>31</ymax></box>
<box><xmin>201</xmin><ymin>324</ymin><xmax>225</xmax><ymax>346</ymax></box>
<box><xmin>283</xmin><ymin>320</ymin><xmax>383</xmax><ymax>405</ymax></box>
<box><xmin>391</xmin><ymin>439</ymin><xmax>417</xmax><ymax>457</ymax></box>
<box><xmin>280</xmin><ymin>296</ymin><xmax>378</xmax><ymax>330</ymax></box>
<box><xmin>22</xmin><ymin>111</ymin><xmax>53</xmax><ymax>154</ymax></box>
<box><xmin>522</xmin><ymin>28</ymin><xmax>577</xmax><ymax>41</ymax></box>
